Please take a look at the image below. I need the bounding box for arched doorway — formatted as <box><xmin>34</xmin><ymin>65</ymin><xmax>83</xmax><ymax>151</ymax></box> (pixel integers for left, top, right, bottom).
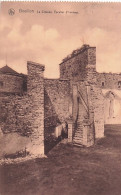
<box><xmin>104</xmin><ymin>91</ymin><xmax>121</xmax><ymax>124</ymax></box>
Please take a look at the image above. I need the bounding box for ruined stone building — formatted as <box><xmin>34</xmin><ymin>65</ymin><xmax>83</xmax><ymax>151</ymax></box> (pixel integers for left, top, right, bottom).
<box><xmin>0</xmin><ymin>44</ymin><xmax>121</xmax><ymax>157</ymax></box>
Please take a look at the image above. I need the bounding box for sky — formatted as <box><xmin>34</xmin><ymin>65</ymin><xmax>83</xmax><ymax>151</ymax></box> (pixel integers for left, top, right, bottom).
<box><xmin>0</xmin><ymin>2</ymin><xmax>121</xmax><ymax>78</ymax></box>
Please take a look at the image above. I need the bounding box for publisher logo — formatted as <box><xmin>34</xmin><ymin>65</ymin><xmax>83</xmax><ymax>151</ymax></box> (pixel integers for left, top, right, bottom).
<box><xmin>8</xmin><ymin>8</ymin><xmax>15</xmax><ymax>16</ymax></box>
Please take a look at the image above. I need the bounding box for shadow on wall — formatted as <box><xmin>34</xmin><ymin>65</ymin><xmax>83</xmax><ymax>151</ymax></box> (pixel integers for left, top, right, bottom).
<box><xmin>44</xmin><ymin>89</ymin><xmax>68</xmax><ymax>154</ymax></box>
<box><xmin>44</xmin><ymin>124</ymin><xmax>68</xmax><ymax>154</ymax></box>
<box><xmin>44</xmin><ymin>89</ymin><xmax>60</xmax><ymax>154</ymax></box>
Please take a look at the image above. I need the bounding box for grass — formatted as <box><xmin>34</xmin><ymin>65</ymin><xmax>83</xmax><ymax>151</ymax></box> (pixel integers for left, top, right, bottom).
<box><xmin>0</xmin><ymin>125</ymin><xmax>121</xmax><ymax>195</ymax></box>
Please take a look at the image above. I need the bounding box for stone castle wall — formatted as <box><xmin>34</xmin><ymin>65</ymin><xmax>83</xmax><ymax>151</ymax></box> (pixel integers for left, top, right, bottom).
<box><xmin>0</xmin><ymin>73</ymin><xmax>26</xmax><ymax>94</ymax></box>
<box><xmin>96</xmin><ymin>72</ymin><xmax>121</xmax><ymax>125</ymax></box>
<box><xmin>44</xmin><ymin>79</ymin><xmax>71</xmax><ymax>136</ymax></box>
<box><xmin>60</xmin><ymin>47</ymin><xmax>95</xmax><ymax>81</ymax></box>
<box><xmin>0</xmin><ymin>61</ymin><xmax>45</xmax><ymax>157</ymax></box>
<box><xmin>1</xmin><ymin>43</ymin><xmax>121</xmax><ymax>157</ymax></box>
<box><xmin>59</xmin><ymin>48</ymin><xmax>88</xmax><ymax>81</ymax></box>
<box><xmin>44</xmin><ymin>79</ymin><xmax>71</xmax><ymax>125</ymax></box>
<box><xmin>60</xmin><ymin>46</ymin><xmax>99</xmax><ymax>145</ymax></box>
<box><xmin>44</xmin><ymin>79</ymin><xmax>71</xmax><ymax>153</ymax></box>
<box><xmin>88</xmin><ymin>85</ymin><xmax>104</xmax><ymax>138</ymax></box>
<box><xmin>27</xmin><ymin>61</ymin><xmax>45</xmax><ymax>156</ymax></box>
<box><xmin>0</xmin><ymin>94</ymin><xmax>29</xmax><ymax>135</ymax></box>
<box><xmin>97</xmin><ymin>72</ymin><xmax>121</xmax><ymax>89</ymax></box>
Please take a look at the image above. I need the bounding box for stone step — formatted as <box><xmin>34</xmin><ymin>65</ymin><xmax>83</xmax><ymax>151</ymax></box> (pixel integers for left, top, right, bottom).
<box><xmin>76</xmin><ymin>130</ymin><xmax>83</xmax><ymax>133</ymax></box>
<box><xmin>73</xmin><ymin>135</ymin><xmax>83</xmax><ymax>139</ymax></box>
<box><xmin>76</xmin><ymin>128</ymin><xmax>83</xmax><ymax>131</ymax></box>
<box><xmin>75</xmin><ymin>131</ymin><xmax>82</xmax><ymax>134</ymax></box>
<box><xmin>77</xmin><ymin>126</ymin><xmax>83</xmax><ymax>129</ymax></box>
<box><xmin>73</xmin><ymin>139</ymin><xmax>83</xmax><ymax>143</ymax></box>
<box><xmin>73</xmin><ymin>138</ymin><xmax>82</xmax><ymax>143</ymax></box>
<box><xmin>77</xmin><ymin>125</ymin><xmax>82</xmax><ymax>128</ymax></box>
<box><xmin>77</xmin><ymin>125</ymin><xmax>83</xmax><ymax>128</ymax></box>
<box><xmin>77</xmin><ymin>127</ymin><xmax>83</xmax><ymax>130</ymax></box>
<box><xmin>73</xmin><ymin>142</ymin><xmax>83</xmax><ymax>145</ymax></box>
<box><xmin>74</xmin><ymin>132</ymin><xmax>82</xmax><ymax>135</ymax></box>
<box><xmin>74</xmin><ymin>132</ymin><xmax>83</xmax><ymax>136</ymax></box>
<box><xmin>77</xmin><ymin>129</ymin><xmax>83</xmax><ymax>131</ymax></box>
<box><xmin>73</xmin><ymin>136</ymin><xmax>83</xmax><ymax>139</ymax></box>
<box><xmin>74</xmin><ymin>135</ymin><xmax>83</xmax><ymax>138</ymax></box>
<box><xmin>73</xmin><ymin>118</ymin><xmax>84</xmax><ymax>146</ymax></box>
<box><xmin>77</xmin><ymin>123</ymin><xmax>83</xmax><ymax>126</ymax></box>
<box><xmin>73</xmin><ymin>142</ymin><xmax>83</xmax><ymax>147</ymax></box>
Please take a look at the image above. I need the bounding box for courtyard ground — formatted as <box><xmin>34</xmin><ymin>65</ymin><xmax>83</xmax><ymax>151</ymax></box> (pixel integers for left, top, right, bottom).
<box><xmin>0</xmin><ymin>125</ymin><xmax>121</xmax><ymax>195</ymax></box>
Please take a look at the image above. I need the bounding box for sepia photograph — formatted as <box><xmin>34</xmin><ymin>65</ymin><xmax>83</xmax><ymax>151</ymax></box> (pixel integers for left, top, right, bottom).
<box><xmin>0</xmin><ymin>1</ymin><xmax>121</xmax><ymax>195</ymax></box>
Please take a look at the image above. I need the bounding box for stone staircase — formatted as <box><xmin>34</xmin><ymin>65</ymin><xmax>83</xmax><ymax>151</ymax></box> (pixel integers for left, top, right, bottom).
<box><xmin>73</xmin><ymin>90</ymin><xmax>89</xmax><ymax>147</ymax></box>
<box><xmin>73</xmin><ymin>120</ymin><xmax>83</xmax><ymax>146</ymax></box>
<box><xmin>73</xmin><ymin>108</ymin><xmax>87</xmax><ymax>146</ymax></box>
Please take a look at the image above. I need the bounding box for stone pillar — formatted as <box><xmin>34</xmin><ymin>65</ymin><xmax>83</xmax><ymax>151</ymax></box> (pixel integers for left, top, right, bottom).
<box><xmin>87</xmin><ymin>85</ymin><xmax>104</xmax><ymax>139</ymax></box>
<box><xmin>83</xmin><ymin>120</ymin><xmax>95</xmax><ymax>147</ymax></box>
<box><xmin>86</xmin><ymin>47</ymin><xmax>97</xmax><ymax>84</ymax></box>
<box><xmin>67</xmin><ymin>119</ymin><xmax>73</xmax><ymax>142</ymax></box>
<box><xmin>27</xmin><ymin>61</ymin><xmax>45</xmax><ymax>157</ymax></box>
<box><xmin>83</xmin><ymin>124</ymin><xmax>88</xmax><ymax>146</ymax></box>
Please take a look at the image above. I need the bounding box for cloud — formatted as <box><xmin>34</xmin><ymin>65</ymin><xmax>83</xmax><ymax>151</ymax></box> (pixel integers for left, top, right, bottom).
<box><xmin>0</xmin><ymin>17</ymin><xmax>61</xmax><ymax>77</ymax></box>
<box><xmin>79</xmin><ymin>27</ymin><xmax>121</xmax><ymax>73</ymax></box>
<box><xmin>0</xmin><ymin>16</ymin><xmax>82</xmax><ymax>77</ymax></box>
<box><xmin>0</xmin><ymin>15</ymin><xmax>121</xmax><ymax>78</ymax></box>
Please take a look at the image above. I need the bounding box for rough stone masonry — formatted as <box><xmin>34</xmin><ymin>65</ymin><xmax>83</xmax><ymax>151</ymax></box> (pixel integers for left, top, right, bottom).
<box><xmin>0</xmin><ymin>44</ymin><xmax>121</xmax><ymax>158</ymax></box>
